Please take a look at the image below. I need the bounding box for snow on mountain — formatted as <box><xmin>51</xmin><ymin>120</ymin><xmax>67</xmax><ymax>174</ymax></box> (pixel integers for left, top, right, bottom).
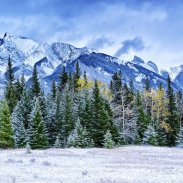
<box><xmin>131</xmin><ymin>56</ymin><xmax>159</xmax><ymax>74</ymax></box>
<box><xmin>167</xmin><ymin>65</ymin><xmax>183</xmax><ymax>80</ymax></box>
<box><xmin>0</xmin><ymin>33</ymin><xmax>181</xmax><ymax>95</ymax></box>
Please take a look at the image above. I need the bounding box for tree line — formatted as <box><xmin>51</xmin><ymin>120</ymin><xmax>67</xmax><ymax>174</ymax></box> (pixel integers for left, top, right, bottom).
<box><xmin>0</xmin><ymin>57</ymin><xmax>183</xmax><ymax>149</ymax></box>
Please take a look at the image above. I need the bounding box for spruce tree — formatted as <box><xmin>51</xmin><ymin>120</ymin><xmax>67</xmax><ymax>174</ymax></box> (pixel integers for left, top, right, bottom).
<box><xmin>144</xmin><ymin>77</ymin><xmax>152</xmax><ymax>120</ymax></box>
<box><xmin>111</xmin><ymin>71</ymin><xmax>122</xmax><ymax>104</ymax></box>
<box><xmin>91</xmin><ymin>81</ymin><xmax>112</xmax><ymax>147</ymax></box>
<box><xmin>176</xmin><ymin>126</ymin><xmax>183</xmax><ymax>148</ymax></box>
<box><xmin>58</xmin><ymin>92</ymin><xmax>74</xmax><ymax>146</ymax></box>
<box><xmin>44</xmin><ymin>95</ymin><xmax>57</xmax><ymax>146</ymax></box>
<box><xmin>74</xmin><ymin>61</ymin><xmax>82</xmax><ymax>91</ymax></box>
<box><xmin>14</xmin><ymin>77</ymin><xmax>24</xmax><ymax>101</ymax></box>
<box><xmin>31</xmin><ymin>65</ymin><xmax>41</xmax><ymax>97</ymax></box>
<box><xmin>144</xmin><ymin>77</ymin><xmax>151</xmax><ymax>92</ymax></box>
<box><xmin>136</xmin><ymin>92</ymin><xmax>149</xmax><ymax>140</ymax></box>
<box><xmin>83</xmin><ymin>70</ymin><xmax>88</xmax><ymax>87</ymax></box>
<box><xmin>0</xmin><ymin>101</ymin><xmax>14</xmax><ymax>148</ymax></box>
<box><xmin>51</xmin><ymin>80</ymin><xmax>57</xmax><ymax>99</ymax></box>
<box><xmin>12</xmin><ymin>89</ymin><xmax>32</xmax><ymax>131</ymax></box>
<box><xmin>67</xmin><ymin>118</ymin><xmax>91</xmax><ymax>148</ymax></box>
<box><xmin>166</xmin><ymin>75</ymin><xmax>179</xmax><ymax>146</ymax></box>
<box><xmin>80</xmin><ymin>91</ymin><xmax>93</xmax><ymax>135</ymax></box>
<box><xmin>5</xmin><ymin>56</ymin><xmax>17</xmax><ymax>113</ymax></box>
<box><xmin>29</xmin><ymin>99</ymin><xmax>48</xmax><ymax>149</ymax></box>
<box><xmin>58</xmin><ymin>66</ymin><xmax>68</xmax><ymax>91</ymax></box>
<box><xmin>142</xmin><ymin>124</ymin><xmax>158</xmax><ymax>146</ymax></box>
<box><xmin>54</xmin><ymin>135</ymin><xmax>62</xmax><ymax>148</ymax></box>
<box><xmin>12</xmin><ymin>92</ymin><xmax>30</xmax><ymax>148</ymax></box>
<box><xmin>103</xmin><ymin>130</ymin><xmax>115</xmax><ymax>149</ymax></box>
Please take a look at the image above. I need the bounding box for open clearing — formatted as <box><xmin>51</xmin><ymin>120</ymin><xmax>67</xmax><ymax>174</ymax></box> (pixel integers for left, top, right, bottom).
<box><xmin>0</xmin><ymin>146</ymin><xmax>183</xmax><ymax>183</ymax></box>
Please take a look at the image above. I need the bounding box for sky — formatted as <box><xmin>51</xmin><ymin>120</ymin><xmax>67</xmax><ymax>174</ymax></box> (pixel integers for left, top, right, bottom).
<box><xmin>0</xmin><ymin>0</ymin><xmax>183</xmax><ymax>69</ymax></box>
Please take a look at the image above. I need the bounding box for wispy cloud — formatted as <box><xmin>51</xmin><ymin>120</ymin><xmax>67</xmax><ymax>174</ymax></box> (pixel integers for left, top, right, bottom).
<box><xmin>0</xmin><ymin>0</ymin><xmax>183</xmax><ymax>68</ymax></box>
<box><xmin>115</xmin><ymin>37</ymin><xmax>144</xmax><ymax>57</ymax></box>
<box><xmin>88</xmin><ymin>36</ymin><xmax>113</xmax><ymax>49</ymax></box>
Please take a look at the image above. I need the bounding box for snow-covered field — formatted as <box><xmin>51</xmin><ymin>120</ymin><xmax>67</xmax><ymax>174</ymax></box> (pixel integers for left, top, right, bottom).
<box><xmin>0</xmin><ymin>146</ymin><xmax>183</xmax><ymax>183</ymax></box>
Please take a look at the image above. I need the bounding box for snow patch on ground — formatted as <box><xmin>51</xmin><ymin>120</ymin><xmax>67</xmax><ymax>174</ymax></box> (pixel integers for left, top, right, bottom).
<box><xmin>0</xmin><ymin>146</ymin><xmax>183</xmax><ymax>183</ymax></box>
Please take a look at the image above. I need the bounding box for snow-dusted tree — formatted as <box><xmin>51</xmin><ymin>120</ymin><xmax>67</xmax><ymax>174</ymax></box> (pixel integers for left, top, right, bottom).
<box><xmin>143</xmin><ymin>124</ymin><xmax>158</xmax><ymax>146</ymax></box>
<box><xmin>62</xmin><ymin>93</ymin><xmax>74</xmax><ymax>145</ymax></box>
<box><xmin>124</xmin><ymin>105</ymin><xmax>139</xmax><ymax>144</ymax></box>
<box><xmin>51</xmin><ymin>80</ymin><xmax>57</xmax><ymax>99</ymax></box>
<box><xmin>151</xmin><ymin>86</ymin><xmax>168</xmax><ymax>146</ymax></box>
<box><xmin>0</xmin><ymin>101</ymin><xmax>14</xmax><ymax>148</ymax></box>
<box><xmin>135</xmin><ymin>92</ymin><xmax>149</xmax><ymax>140</ymax></box>
<box><xmin>58</xmin><ymin>66</ymin><xmax>68</xmax><ymax>91</ymax></box>
<box><xmin>12</xmin><ymin>89</ymin><xmax>32</xmax><ymax>147</ymax></box>
<box><xmin>29</xmin><ymin>99</ymin><xmax>48</xmax><ymax>149</ymax></box>
<box><xmin>54</xmin><ymin>135</ymin><xmax>62</xmax><ymax>148</ymax></box>
<box><xmin>73</xmin><ymin>61</ymin><xmax>82</xmax><ymax>92</ymax></box>
<box><xmin>103</xmin><ymin>130</ymin><xmax>114</xmax><ymax>149</ymax></box>
<box><xmin>110</xmin><ymin>71</ymin><xmax>129</xmax><ymax>142</ymax></box>
<box><xmin>5</xmin><ymin>56</ymin><xmax>17</xmax><ymax>113</ymax></box>
<box><xmin>67</xmin><ymin>118</ymin><xmax>91</xmax><ymax>148</ymax></box>
<box><xmin>31</xmin><ymin>65</ymin><xmax>41</xmax><ymax>98</ymax></box>
<box><xmin>44</xmin><ymin>95</ymin><xmax>57</xmax><ymax>146</ymax></box>
<box><xmin>166</xmin><ymin>75</ymin><xmax>179</xmax><ymax>146</ymax></box>
<box><xmin>25</xmin><ymin>141</ymin><xmax>31</xmax><ymax>154</ymax></box>
<box><xmin>176</xmin><ymin>126</ymin><xmax>183</xmax><ymax>148</ymax></box>
<box><xmin>80</xmin><ymin>91</ymin><xmax>93</xmax><ymax>136</ymax></box>
<box><xmin>12</xmin><ymin>118</ymin><xmax>26</xmax><ymax>148</ymax></box>
<box><xmin>38</xmin><ymin>94</ymin><xmax>48</xmax><ymax>121</ymax></box>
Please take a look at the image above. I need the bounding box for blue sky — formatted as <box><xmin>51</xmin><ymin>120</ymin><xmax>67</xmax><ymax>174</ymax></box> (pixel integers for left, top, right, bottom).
<box><xmin>0</xmin><ymin>0</ymin><xmax>183</xmax><ymax>68</ymax></box>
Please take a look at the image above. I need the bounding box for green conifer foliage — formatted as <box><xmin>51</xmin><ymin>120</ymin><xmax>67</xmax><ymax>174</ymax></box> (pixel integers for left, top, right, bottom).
<box><xmin>0</xmin><ymin>101</ymin><xmax>14</xmax><ymax>148</ymax></box>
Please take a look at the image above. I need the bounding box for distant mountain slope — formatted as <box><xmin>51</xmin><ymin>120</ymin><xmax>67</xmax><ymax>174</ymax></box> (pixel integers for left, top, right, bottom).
<box><xmin>0</xmin><ymin>32</ymin><xmax>181</xmax><ymax>95</ymax></box>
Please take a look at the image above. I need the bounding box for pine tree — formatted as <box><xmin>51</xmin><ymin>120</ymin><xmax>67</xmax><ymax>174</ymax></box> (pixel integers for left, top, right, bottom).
<box><xmin>144</xmin><ymin>77</ymin><xmax>151</xmax><ymax>92</ymax></box>
<box><xmin>80</xmin><ymin>91</ymin><xmax>93</xmax><ymax>135</ymax></box>
<box><xmin>12</xmin><ymin>89</ymin><xmax>33</xmax><ymax>132</ymax></box>
<box><xmin>56</xmin><ymin>92</ymin><xmax>74</xmax><ymax>147</ymax></box>
<box><xmin>67</xmin><ymin>118</ymin><xmax>91</xmax><ymax>148</ymax></box>
<box><xmin>68</xmin><ymin>73</ymin><xmax>74</xmax><ymax>92</ymax></box>
<box><xmin>5</xmin><ymin>56</ymin><xmax>17</xmax><ymax>113</ymax></box>
<box><xmin>14</xmin><ymin>76</ymin><xmax>24</xmax><ymax>101</ymax></box>
<box><xmin>111</xmin><ymin>71</ymin><xmax>122</xmax><ymax>104</ymax></box>
<box><xmin>0</xmin><ymin>101</ymin><xmax>14</xmax><ymax>148</ymax></box>
<box><xmin>103</xmin><ymin>98</ymin><xmax>121</xmax><ymax>144</ymax></box>
<box><xmin>91</xmin><ymin>81</ymin><xmax>113</xmax><ymax>147</ymax></box>
<box><xmin>58</xmin><ymin>66</ymin><xmax>68</xmax><ymax>91</ymax></box>
<box><xmin>74</xmin><ymin>61</ymin><xmax>82</xmax><ymax>91</ymax></box>
<box><xmin>103</xmin><ymin>130</ymin><xmax>114</xmax><ymax>149</ymax></box>
<box><xmin>166</xmin><ymin>75</ymin><xmax>179</xmax><ymax>146</ymax></box>
<box><xmin>143</xmin><ymin>77</ymin><xmax>152</xmax><ymax>120</ymax></box>
<box><xmin>83</xmin><ymin>70</ymin><xmax>88</xmax><ymax>87</ymax></box>
<box><xmin>135</xmin><ymin>92</ymin><xmax>149</xmax><ymax>140</ymax></box>
<box><xmin>54</xmin><ymin>135</ymin><xmax>62</xmax><ymax>148</ymax></box>
<box><xmin>151</xmin><ymin>85</ymin><xmax>168</xmax><ymax>146</ymax></box>
<box><xmin>44</xmin><ymin>95</ymin><xmax>57</xmax><ymax>146</ymax></box>
<box><xmin>129</xmin><ymin>79</ymin><xmax>135</xmax><ymax>103</ymax></box>
<box><xmin>124</xmin><ymin>105</ymin><xmax>139</xmax><ymax>144</ymax></box>
<box><xmin>51</xmin><ymin>80</ymin><xmax>57</xmax><ymax>99</ymax></box>
<box><xmin>25</xmin><ymin>141</ymin><xmax>31</xmax><ymax>154</ymax></box>
<box><xmin>142</xmin><ymin>124</ymin><xmax>158</xmax><ymax>146</ymax></box>
<box><xmin>176</xmin><ymin>91</ymin><xmax>183</xmax><ymax>129</ymax></box>
<box><xmin>31</xmin><ymin>65</ymin><xmax>41</xmax><ymax>97</ymax></box>
<box><xmin>29</xmin><ymin>99</ymin><xmax>48</xmax><ymax>149</ymax></box>
<box><xmin>176</xmin><ymin>126</ymin><xmax>183</xmax><ymax>148</ymax></box>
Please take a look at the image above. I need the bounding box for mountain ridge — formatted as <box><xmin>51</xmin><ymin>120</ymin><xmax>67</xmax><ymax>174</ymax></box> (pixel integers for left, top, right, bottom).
<box><xmin>0</xmin><ymin>32</ymin><xmax>182</xmax><ymax>94</ymax></box>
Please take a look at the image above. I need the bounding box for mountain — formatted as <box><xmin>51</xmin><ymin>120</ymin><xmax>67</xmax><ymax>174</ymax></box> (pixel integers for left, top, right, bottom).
<box><xmin>0</xmin><ymin>33</ymin><xmax>181</xmax><ymax>95</ymax></box>
<box><xmin>161</xmin><ymin>65</ymin><xmax>183</xmax><ymax>91</ymax></box>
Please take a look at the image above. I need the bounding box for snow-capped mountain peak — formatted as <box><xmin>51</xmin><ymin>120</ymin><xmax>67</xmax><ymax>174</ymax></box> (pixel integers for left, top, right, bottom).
<box><xmin>131</xmin><ymin>56</ymin><xmax>159</xmax><ymax>74</ymax></box>
<box><xmin>0</xmin><ymin>33</ymin><xmax>182</xmax><ymax>95</ymax></box>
